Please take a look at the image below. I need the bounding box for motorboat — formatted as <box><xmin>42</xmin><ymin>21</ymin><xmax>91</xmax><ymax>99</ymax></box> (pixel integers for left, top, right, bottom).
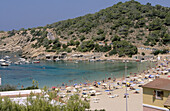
<box><xmin>33</xmin><ymin>60</ymin><xmax>40</xmax><ymax>63</ymax></box>
<box><xmin>1</xmin><ymin>62</ymin><xmax>9</xmax><ymax>66</ymax></box>
<box><xmin>0</xmin><ymin>59</ymin><xmax>6</xmax><ymax>62</ymax></box>
<box><xmin>55</xmin><ymin>58</ymin><xmax>60</xmax><ymax>62</ymax></box>
<box><xmin>14</xmin><ymin>61</ymin><xmax>21</xmax><ymax>65</ymax></box>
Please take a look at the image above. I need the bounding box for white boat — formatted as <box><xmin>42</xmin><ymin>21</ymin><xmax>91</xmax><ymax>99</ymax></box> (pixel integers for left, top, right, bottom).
<box><xmin>0</xmin><ymin>59</ymin><xmax>6</xmax><ymax>62</ymax></box>
<box><xmin>89</xmin><ymin>59</ymin><xmax>96</xmax><ymax>62</ymax></box>
<box><xmin>25</xmin><ymin>61</ymin><xmax>31</xmax><ymax>64</ymax></box>
<box><xmin>32</xmin><ymin>60</ymin><xmax>40</xmax><ymax>63</ymax></box>
<box><xmin>14</xmin><ymin>61</ymin><xmax>21</xmax><ymax>65</ymax></box>
<box><xmin>55</xmin><ymin>58</ymin><xmax>60</xmax><ymax>62</ymax></box>
<box><xmin>1</xmin><ymin>62</ymin><xmax>9</xmax><ymax>66</ymax></box>
<box><xmin>74</xmin><ymin>61</ymin><xmax>78</xmax><ymax>64</ymax></box>
<box><xmin>4</xmin><ymin>56</ymin><xmax>10</xmax><ymax>59</ymax></box>
<box><xmin>141</xmin><ymin>60</ymin><xmax>147</xmax><ymax>62</ymax></box>
<box><xmin>46</xmin><ymin>59</ymin><xmax>52</xmax><ymax>61</ymax></box>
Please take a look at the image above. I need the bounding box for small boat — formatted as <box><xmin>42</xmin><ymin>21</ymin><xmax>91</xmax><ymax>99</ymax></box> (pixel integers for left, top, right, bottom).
<box><xmin>136</xmin><ymin>59</ymin><xmax>140</xmax><ymax>62</ymax></box>
<box><xmin>74</xmin><ymin>61</ymin><xmax>78</xmax><ymax>64</ymax></box>
<box><xmin>141</xmin><ymin>60</ymin><xmax>147</xmax><ymax>62</ymax></box>
<box><xmin>1</xmin><ymin>62</ymin><xmax>9</xmax><ymax>66</ymax></box>
<box><xmin>55</xmin><ymin>58</ymin><xmax>60</xmax><ymax>62</ymax></box>
<box><xmin>33</xmin><ymin>60</ymin><xmax>40</xmax><ymax>63</ymax></box>
<box><xmin>0</xmin><ymin>59</ymin><xmax>6</xmax><ymax>62</ymax></box>
<box><xmin>14</xmin><ymin>61</ymin><xmax>21</xmax><ymax>65</ymax></box>
<box><xmin>25</xmin><ymin>61</ymin><xmax>31</xmax><ymax>64</ymax></box>
<box><xmin>89</xmin><ymin>59</ymin><xmax>96</xmax><ymax>62</ymax></box>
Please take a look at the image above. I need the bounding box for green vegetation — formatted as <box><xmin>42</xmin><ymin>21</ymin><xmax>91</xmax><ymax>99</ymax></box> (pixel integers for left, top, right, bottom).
<box><xmin>141</xmin><ymin>52</ymin><xmax>145</xmax><ymax>56</ymax></box>
<box><xmin>21</xmin><ymin>80</ymin><xmax>39</xmax><ymax>90</ymax></box>
<box><xmin>152</xmin><ymin>49</ymin><xmax>169</xmax><ymax>55</ymax></box>
<box><xmin>110</xmin><ymin>40</ymin><xmax>138</xmax><ymax>57</ymax></box>
<box><xmin>0</xmin><ymin>94</ymin><xmax>90</xmax><ymax>111</ymax></box>
<box><xmin>0</xmin><ymin>84</ymin><xmax>17</xmax><ymax>91</ymax></box>
<box><xmin>2</xmin><ymin>0</ymin><xmax>170</xmax><ymax>57</ymax></box>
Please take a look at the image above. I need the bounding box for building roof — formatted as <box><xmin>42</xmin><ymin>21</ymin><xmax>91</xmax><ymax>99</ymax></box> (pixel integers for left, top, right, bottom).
<box><xmin>164</xmin><ymin>95</ymin><xmax>170</xmax><ymax>107</ymax></box>
<box><xmin>142</xmin><ymin>78</ymin><xmax>170</xmax><ymax>91</ymax></box>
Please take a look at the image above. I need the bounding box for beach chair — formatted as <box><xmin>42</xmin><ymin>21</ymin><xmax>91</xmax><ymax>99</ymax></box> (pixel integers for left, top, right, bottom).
<box><xmin>93</xmin><ymin>101</ymin><xmax>99</xmax><ymax>103</ymax></box>
<box><xmin>93</xmin><ymin>98</ymin><xmax>100</xmax><ymax>100</ymax></box>
<box><xmin>95</xmin><ymin>92</ymin><xmax>102</xmax><ymax>95</ymax></box>
<box><xmin>109</xmin><ymin>95</ymin><xmax>115</xmax><ymax>98</ymax></box>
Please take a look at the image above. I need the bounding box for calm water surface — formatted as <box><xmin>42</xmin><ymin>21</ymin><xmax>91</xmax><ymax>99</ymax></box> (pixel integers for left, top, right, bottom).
<box><xmin>0</xmin><ymin>61</ymin><xmax>155</xmax><ymax>88</ymax></box>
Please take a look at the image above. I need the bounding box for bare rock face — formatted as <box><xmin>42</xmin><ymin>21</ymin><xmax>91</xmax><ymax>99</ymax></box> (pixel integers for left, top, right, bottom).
<box><xmin>0</xmin><ymin>32</ymin><xmax>46</xmax><ymax>58</ymax></box>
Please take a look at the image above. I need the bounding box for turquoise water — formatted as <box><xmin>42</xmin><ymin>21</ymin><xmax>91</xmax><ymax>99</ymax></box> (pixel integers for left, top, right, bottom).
<box><xmin>0</xmin><ymin>61</ymin><xmax>155</xmax><ymax>88</ymax></box>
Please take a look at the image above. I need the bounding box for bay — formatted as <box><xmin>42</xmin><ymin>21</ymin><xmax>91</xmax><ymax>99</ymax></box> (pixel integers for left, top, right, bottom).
<box><xmin>0</xmin><ymin>61</ymin><xmax>155</xmax><ymax>88</ymax></box>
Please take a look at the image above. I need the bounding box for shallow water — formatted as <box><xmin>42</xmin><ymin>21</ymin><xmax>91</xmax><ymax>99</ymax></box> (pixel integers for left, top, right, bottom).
<box><xmin>0</xmin><ymin>61</ymin><xmax>155</xmax><ymax>88</ymax></box>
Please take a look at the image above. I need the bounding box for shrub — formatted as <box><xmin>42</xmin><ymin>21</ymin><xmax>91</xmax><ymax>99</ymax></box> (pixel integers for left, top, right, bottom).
<box><xmin>0</xmin><ymin>84</ymin><xmax>17</xmax><ymax>91</ymax></box>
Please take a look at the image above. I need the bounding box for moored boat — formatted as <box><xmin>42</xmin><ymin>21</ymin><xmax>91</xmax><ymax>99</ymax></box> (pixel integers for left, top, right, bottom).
<box><xmin>1</xmin><ymin>62</ymin><xmax>9</xmax><ymax>66</ymax></box>
<box><xmin>33</xmin><ymin>60</ymin><xmax>40</xmax><ymax>63</ymax></box>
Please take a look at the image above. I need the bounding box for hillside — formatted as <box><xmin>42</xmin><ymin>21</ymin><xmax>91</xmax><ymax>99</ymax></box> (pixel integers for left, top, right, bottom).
<box><xmin>0</xmin><ymin>0</ymin><xmax>170</xmax><ymax>59</ymax></box>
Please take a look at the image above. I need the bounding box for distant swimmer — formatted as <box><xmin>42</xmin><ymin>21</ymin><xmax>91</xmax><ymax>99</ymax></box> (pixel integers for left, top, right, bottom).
<box><xmin>43</xmin><ymin>67</ymin><xmax>45</xmax><ymax>69</ymax></box>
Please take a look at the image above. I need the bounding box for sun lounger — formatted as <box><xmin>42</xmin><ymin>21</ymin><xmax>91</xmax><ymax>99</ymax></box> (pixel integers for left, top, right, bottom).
<box><xmin>95</xmin><ymin>92</ymin><xmax>102</xmax><ymax>95</ymax></box>
<box><xmin>93</xmin><ymin>98</ymin><xmax>100</xmax><ymax>100</ymax></box>
<box><xmin>93</xmin><ymin>101</ymin><xmax>99</xmax><ymax>103</ymax></box>
<box><xmin>109</xmin><ymin>95</ymin><xmax>115</xmax><ymax>98</ymax></box>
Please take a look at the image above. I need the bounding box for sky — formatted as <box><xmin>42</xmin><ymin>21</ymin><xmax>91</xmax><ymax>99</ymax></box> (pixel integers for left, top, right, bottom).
<box><xmin>0</xmin><ymin>0</ymin><xmax>170</xmax><ymax>31</ymax></box>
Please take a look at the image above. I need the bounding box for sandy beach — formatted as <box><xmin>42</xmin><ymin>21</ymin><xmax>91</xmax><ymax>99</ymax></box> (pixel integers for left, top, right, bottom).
<box><xmin>88</xmin><ymin>55</ymin><xmax>169</xmax><ymax>111</ymax></box>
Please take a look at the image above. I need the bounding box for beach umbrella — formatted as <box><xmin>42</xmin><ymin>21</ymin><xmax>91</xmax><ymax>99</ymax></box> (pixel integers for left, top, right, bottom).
<box><xmin>135</xmin><ymin>89</ymin><xmax>140</xmax><ymax>91</ymax></box>
<box><xmin>137</xmin><ymin>79</ymin><xmax>142</xmax><ymax>82</ymax></box>
<box><xmin>129</xmin><ymin>81</ymin><xmax>133</xmax><ymax>83</ymax></box>
<box><xmin>156</xmin><ymin>74</ymin><xmax>160</xmax><ymax>77</ymax></box>
<box><xmin>97</xmin><ymin>82</ymin><xmax>101</xmax><ymax>85</ymax></box>
<box><xmin>139</xmin><ymin>81</ymin><xmax>144</xmax><ymax>84</ymax></box>
<box><xmin>89</xmin><ymin>90</ymin><xmax>96</xmax><ymax>93</ymax></box>
<box><xmin>138</xmin><ymin>75</ymin><xmax>142</xmax><ymax>78</ymax></box>
<box><xmin>122</xmin><ymin>80</ymin><xmax>126</xmax><ymax>83</ymax></box>
<box><xmin>102</xmin><ymin>83</ymin><xmax>107</xmax><ymax>86</ymax></box>
<box><xmin>130</xmin><ymin>77</ymin><xmax>134</xmax><ymax>79</ymax></box>
<box><xmin>126</xmin><ymin>82</ymin><xmax>130</xmax><ymax>85</ymax></box>
<box><xmin>105</xmin><ymin>90</ymin><xmax>110</xmax><ymax>92</ymax></box>
<box><xmin>145</xmin><ymin>74</ymin><xmax>149</xmax><ymax>77</ymax></box>
<box><xmin>73</xmin><ymin>88</ymin><xmax>77</xmax><ymax>92</ymax></box>
<box><xmin>75</xmin><ymin>86</ymin><xmax>80</xmax><ymax>88</ymax></box>
<box><xmin>149</xmin><ymin>79</ymin><xmax>153</xmax><ymax>82</ymax></box>
<box><xmin>52</xmin><ymin>86</ymin><xmax>57</xmax><ymax>89</ymax></box>
<box><xmin>83</xmin><ymin>95</ymin><xmax>88</xmax><ymax>98</ymax></box>
<box><xmin>66</xmin><ymin>87</ymin><xmax>71</xmax><ymax>90</ymax></box>
<box><xmin>55</xmin><ymin>88</ymin><xmax>59</xmax><ymax>91</ymax></box>
<box><xmin>74</xmin><ymin>83</ymin><xmax>77</xmax><ymax>86</ymax></box>
<box><xmin>134</xmin><ymin>77</ymin><xmax>138</xmax><ymax>79</ymax></box>
<box><xmin>89</xmin><ymin>87</ymin><xmax>94</xmax><ymax>90</ymax></box>
<box><xmin>44</xmin><ymin>94</ymin><xmax>49</xmax><ymax>98</ymax></box>
<box><xmin>82</xmin><ymin>92</ymin><xmax>87</xmax><ymax>95</ymax></box>
<box><xmin>82</xmin><ymin>88</ymin><xmax>87</xmax><ymax>91</ymax></box>
<box><xmin>150</xmin><ymin>75</ymin><xmax>155</xmax><ymax>78</ymax></box>
<box><xmin>130</xmin><ymin>84</ymin><xmax>136</xmax><ymax>87</ymax></box>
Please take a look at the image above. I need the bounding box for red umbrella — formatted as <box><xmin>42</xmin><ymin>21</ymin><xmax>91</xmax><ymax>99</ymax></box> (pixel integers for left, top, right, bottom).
<box><xmin>52</xmin><ymin>86</ymin><xmax>57</xmax><ymax>89</ymax></box>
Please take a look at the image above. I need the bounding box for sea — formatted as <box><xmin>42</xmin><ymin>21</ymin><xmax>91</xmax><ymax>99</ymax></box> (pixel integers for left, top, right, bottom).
<box><xmin>0</xmin><ymin>61</ymin><xmax>156</xmax><ymax>89</ymax></box>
